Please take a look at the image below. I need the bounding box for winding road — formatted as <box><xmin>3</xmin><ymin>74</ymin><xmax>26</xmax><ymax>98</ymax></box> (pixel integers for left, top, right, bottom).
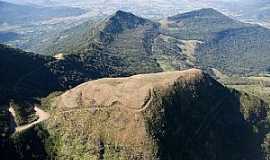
<box><xmin>9</xmin><ymin>106</ymin><xmax>50</xmax><ymax>133</ymax></box>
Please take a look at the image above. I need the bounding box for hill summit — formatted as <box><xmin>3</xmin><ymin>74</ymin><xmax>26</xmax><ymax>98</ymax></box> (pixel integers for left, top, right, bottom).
<box><xmin>168</xmin><ymin>8</ymin><xmax>231</xmax><ymax>21</ymax></box>
<box><xmin>46</xmin><ymin>69</ymin><xmax>269</xmax><ymax>159</ymax></box>
<box><xmin>97</xmin><ymin>10</ymin><xmax>155</xmax><ymax>44</ymax></box>
<box><xmin>164</xmin><ymin>8</ymin><xmax>247</xmax><ymax>40</ymax></box>
<box><xmin>108</xmin><ymin>10</ymin><xmax>148</xmax><ymax>30</ymax></box>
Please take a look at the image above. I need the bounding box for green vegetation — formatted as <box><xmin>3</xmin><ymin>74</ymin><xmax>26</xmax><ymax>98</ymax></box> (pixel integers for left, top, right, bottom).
<box><xmin>0</xmin><ymin>125</ymin><xmax>52</xmax><ymax>160</ymax></box>
<box><xmin>0</xmin><ymin>43</ymin><xmax>132</xmax><ymax>103</ymax></box>
<box><xmin>0</xmin><ymin>104</ymin><xmax>13</xmax><ymax>138</ymax></box>
<box><xmin>197</xmin><ymin>26</ymin><xmax>270</xmax><ymax>75</ymax></box>
<box><xmin>41</xmin><ymin>9</ymin><xmax>270</xmax><ymax>76</ymax></box>
<box><xmin>164</xmin><ymin>8</ymin><xmax>248</xmax><ymax>40</ymax></box>
<box><xmin>9</xmin><ymin>100</ymin><xmax>37</xmax><ymax>126</ymax></box>
<box><xmin>223</xmin><ymin>76</ymin><xmax>270</xmax><ymax>104</ymax></box>
<box><xmin>43</xmin><ymin>11</ymin><xmax>163</xmax><ymax>74</ymax></box>
<box><xmin>161</xmin><ymin>8</ymin><xmax>270</xmax><ymax>75</ymax></box>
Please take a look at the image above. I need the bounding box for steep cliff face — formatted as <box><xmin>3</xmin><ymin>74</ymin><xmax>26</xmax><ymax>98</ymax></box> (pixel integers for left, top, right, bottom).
<box><xmin>45</xmin><ymin>69</ymin><xmax>270</xmax><ymax>160</ymax></box>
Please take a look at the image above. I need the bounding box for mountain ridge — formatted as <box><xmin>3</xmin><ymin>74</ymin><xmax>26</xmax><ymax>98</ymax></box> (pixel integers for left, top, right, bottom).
<box><xmin>39</xmin><ymin>8</ymin><xmax>270</xmax><ymax>75</ymax></box>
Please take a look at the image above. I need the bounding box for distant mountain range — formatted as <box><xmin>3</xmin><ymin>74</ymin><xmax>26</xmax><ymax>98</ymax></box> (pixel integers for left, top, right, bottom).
<box><xmin>0</xmin><ymin>0</ymin><xmax>54</xmax><ymax>6</ymax></box>
<box><xmin>40</xmin><ymin>8</ymin><xmax>270</xmax><ymax>75</ymax></box>
<box><xmin>0</xmin><ymin>1</ymin><xmax>86</xmax><ymax>25</ymax></box>
<box><xmin>0</xmin><ymin>31</ymin><xmax>19</xmax><ymax>43</ymax></box>
<box><xmin>2</xmin><ymin>0</ymin><xmax>269</xmax><ymax>28</ymax></box>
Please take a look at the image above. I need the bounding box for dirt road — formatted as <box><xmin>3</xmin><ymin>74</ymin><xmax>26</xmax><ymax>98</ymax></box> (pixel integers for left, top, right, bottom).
<box><xmin>9</xmin><ymin>106</ymin><xmax>50</xmax><ymax>133</ymax></box>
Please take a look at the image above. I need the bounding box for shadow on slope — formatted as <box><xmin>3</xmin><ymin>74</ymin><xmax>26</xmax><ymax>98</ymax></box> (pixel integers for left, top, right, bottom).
<box><xmin>145</xmin><ymin>73</ymin><xmax>269</xmax><ymax>160</ymax></box>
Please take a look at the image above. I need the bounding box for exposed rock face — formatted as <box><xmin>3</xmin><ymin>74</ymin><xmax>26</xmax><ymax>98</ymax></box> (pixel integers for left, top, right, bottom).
<box><xmin>48</xmin><ymin>69</ymin><xmax>269</xmax><ymax>159</ymax></box>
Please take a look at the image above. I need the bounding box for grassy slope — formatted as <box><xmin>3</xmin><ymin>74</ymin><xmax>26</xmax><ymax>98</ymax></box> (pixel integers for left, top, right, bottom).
<box><xmin>35</xmin><ymin>70</ymin><xmax>270</xmax><ymax>160</ymax></box>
